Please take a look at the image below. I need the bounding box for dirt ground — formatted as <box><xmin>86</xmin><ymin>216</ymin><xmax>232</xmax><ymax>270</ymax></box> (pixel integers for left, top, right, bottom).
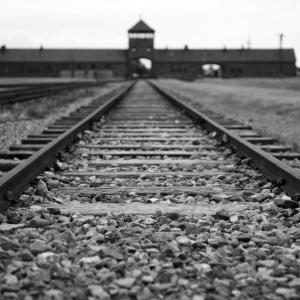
<box><xmin>158</xmin><ymin>78</ymin><xmax>300</xmax><ymax>150</ymax></box>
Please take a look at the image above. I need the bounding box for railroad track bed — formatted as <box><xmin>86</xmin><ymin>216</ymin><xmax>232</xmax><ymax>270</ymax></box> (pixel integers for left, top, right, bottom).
<box><xmin>0</xmin><ymin>82</ymin><xmax>300</xmax><ymax>299</ymax></box>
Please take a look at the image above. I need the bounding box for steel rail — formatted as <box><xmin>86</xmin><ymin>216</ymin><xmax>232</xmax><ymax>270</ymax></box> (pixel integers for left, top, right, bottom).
<box><xmin>0</xmin><ymin>79</ymin><xmax>123</xmax><ymax>89</ymax></box>
<box><xmin>0</xmin><ymin>81</ymin><xmax>135</xmax><ymax>211</ymax></box>
<box><xmin>149</xmin><ymin>81</ymin><xmax>300</xmax><ymax>198</ymax></box>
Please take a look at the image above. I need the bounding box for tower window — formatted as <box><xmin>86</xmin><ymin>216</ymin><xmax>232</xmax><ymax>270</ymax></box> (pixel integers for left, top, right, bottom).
<box><xmin>129</xmin><ymin>33</ymin><xmax>154</xmax><ymax>39</ymax></box>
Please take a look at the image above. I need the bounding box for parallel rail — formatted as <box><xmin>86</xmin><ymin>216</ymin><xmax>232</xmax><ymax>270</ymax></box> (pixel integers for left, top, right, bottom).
<box><xmin>149</xmin><ymin>81</ymin><xmax>300</xmax><ymax>198</ymax></box>
<box><xmin>0</xmin><ymin>82</ymin><xmax>135</xmax><ymax>211</ymax></box>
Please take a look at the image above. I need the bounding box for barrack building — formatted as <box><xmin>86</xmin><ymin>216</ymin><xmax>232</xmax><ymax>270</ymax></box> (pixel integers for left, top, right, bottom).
<box><xmin>0</xmin><ymin>20</ymin><xmax>296</xmax><ymax>79</ymax></box>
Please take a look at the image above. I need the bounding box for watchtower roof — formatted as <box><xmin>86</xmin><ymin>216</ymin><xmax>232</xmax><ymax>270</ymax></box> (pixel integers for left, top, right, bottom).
<box><xmin>128</xmin><ymin>20</ymin><xmax>155</xmax><ymax>33</ymax></box>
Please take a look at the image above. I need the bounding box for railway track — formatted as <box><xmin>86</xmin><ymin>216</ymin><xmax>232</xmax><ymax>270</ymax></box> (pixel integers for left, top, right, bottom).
<box><xmin>0</xmin><ymin>81</ymin><xmax>100</xmax><ymax>104</ymax></box>
<box><xmin>0</xmin><ymin>81</ymin><xmax>300</xmax><ymax>299</ymax></box>
<box><xmin>0</xmin><ymin>80</ymin><xmax>299</xmax><ymax>209</ymax></box>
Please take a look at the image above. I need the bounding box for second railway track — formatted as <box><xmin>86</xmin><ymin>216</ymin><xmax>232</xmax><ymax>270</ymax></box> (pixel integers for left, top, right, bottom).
<box><xmin>0</xmin><ymin>81</ymin><xmax>300</xmax><ymax>299</ymax></box>
<box><xmin>0</xmin><ymin>81</ymin><xmax>100</xmax><ymax>104</ymax></box>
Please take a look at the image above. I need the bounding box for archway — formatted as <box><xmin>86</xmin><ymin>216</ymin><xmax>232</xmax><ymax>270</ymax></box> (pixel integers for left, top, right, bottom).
<box><xmin>202</xmin><ymin>64</ymin><xmax>222</xmax><ymax>77</ymax></box>
<box><xmin>131</xmin><ymin>58</ymin><xmax>152</xmax><ymax>78</ymax></box>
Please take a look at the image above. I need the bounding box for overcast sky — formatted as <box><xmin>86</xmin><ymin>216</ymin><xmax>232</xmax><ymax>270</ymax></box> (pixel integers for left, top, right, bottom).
<box><xmin>0</xmin><ymin>0</ymin><xmax>299</xmax><ymax>65</ymax></box>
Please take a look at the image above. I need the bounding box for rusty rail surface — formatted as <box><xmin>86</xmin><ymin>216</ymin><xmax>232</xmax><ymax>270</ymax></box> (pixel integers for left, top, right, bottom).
<box><xmin>0</xmin><ymin>82</ymin><xmax>135</xmax><ymax>211</ymax></box>
<box><xmin>149</xmin><ymin>80</ymin><xmax>300</xmax><ymax>198</ymax></box>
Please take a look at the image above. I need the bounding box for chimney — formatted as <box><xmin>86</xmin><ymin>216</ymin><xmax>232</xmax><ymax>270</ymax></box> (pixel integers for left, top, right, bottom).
<box><xmin>1</xmin><ymin>45</ymin><xmax>6</xmax><ymax>53</ymax></box>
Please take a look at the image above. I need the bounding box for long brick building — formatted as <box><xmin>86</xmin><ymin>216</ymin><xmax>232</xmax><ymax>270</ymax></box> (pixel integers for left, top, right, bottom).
<box><xmin>0</xmin><ymin>20</ymin><xmax>296</xmax><ymax>79</ymax></box>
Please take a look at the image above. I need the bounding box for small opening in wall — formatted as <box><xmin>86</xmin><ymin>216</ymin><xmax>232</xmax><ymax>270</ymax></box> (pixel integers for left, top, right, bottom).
<box><xmin>131</xmin><ymin>57</ymin><xmax>152</xmax><ymax>78</ymax></box>
<box><xmin>202</xmin><ymin>64</ymin><xmax>222</xmax><ymax>77</ymax></box>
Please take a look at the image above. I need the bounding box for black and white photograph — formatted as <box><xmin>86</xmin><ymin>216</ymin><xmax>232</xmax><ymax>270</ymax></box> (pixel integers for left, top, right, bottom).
<box><xmin>0</xmin><ymin>0</ymin><xmax>299</xmax><ymax>299</ymax></box>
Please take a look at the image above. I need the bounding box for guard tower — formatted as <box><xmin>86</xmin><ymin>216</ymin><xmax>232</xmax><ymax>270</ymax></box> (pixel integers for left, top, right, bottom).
<box><xmin>128</xmin><ymin>20</ymin><xmax>155</xmax><ymax>77</ymax></box>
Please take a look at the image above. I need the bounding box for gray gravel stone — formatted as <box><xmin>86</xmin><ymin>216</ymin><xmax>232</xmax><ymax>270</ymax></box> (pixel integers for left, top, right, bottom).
<box><xmin>115</xmin><ymin>277</ymin><xmax>136</xmax><ymax>288</ymax></box>
<box><xmin>28</xmin><ymin>217</ymin><xmax>50</xmax><ymax>228</ymax></box>
<box><xmin>275</xmin><ymin>197</ymin><xmax>298</xmax><ymax>209</ymax></box>
<box><xmin>30</xmin><ymin>240</ymin><xmax>49</xmax><ymax>255</ymax></box>
<box><xmin>44</xmin><ymin>289</ymin><xmax>64</xmax><ymax>300</ymax></box>
<box><xmin>36</xmin><ymin>180</ymin><xmax>48</xmax><ymax>196</ymax></box>
<box><xmin>18</xmin><ymin>249</ymin><xmax>34</xmax><ymax>261</ymax></box>
<box><xmin>6</xmin><ymin>211</ymin><xmax>22</xmax><ymax>224</ymax></box>
<box><xmin>89</xmin><ymin>285</ymin><xmax>110</xmax><ymax>299</ymax></box>
<box><xmin>215</xmin><ymin>208</ymin><xmax>230</xmax><ymax>220</ymax></box>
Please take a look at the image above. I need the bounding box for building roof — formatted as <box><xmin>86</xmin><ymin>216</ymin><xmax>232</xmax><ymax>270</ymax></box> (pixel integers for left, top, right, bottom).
<box><xmin>0</xmin><ymin>48</ymin><xmax>295</xmax><ymax>64</ymax></box>
<box><xmin>154</xmin><ymin>49</ymin><xmax>296</xmax><ymax>63</ymax></box>
<box><xmin>128</xmin><ymin>20</ymin><xmax>155</xmax><ymax>33</ymax></box>
<box><xmin>0</xmin><ymin>49</ymin><xmax>127</xmax><ymax>63</ymax></box>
